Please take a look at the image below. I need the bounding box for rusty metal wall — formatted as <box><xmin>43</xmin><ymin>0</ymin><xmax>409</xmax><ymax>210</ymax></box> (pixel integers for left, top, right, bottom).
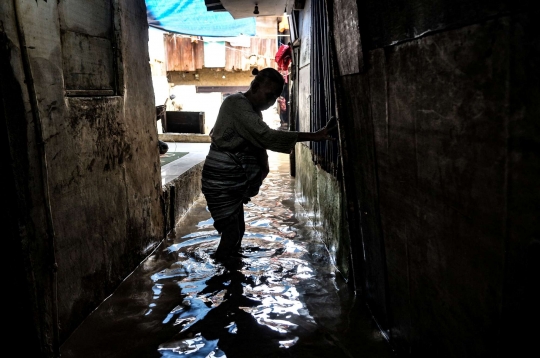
<box><xmin>166</xmin><ymin>35</ymin><xmax>277</xmax><ymax>73</ymax></box>
<box><xmin>166</xmin><ymin>35</ymin><xmax>204</xmax><ymax>72</ymax></box>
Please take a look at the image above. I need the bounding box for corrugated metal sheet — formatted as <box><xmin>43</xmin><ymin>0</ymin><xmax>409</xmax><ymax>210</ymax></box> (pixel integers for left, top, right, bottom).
<box><xmin>166</xmin><ymin>34</ymin><xmax>277</xmax><ymax>72</ymax></box>
<box><xmin>247</xmin><ymin>38</ymin><xmax>278</xmax><ymax>69</ymax></box>
<box><xmin>225</xmin><ymin>42</ymin><xmax>251</xmax><ymax>71</ymax></box>
<box><xmin>166</xmin><ymin>35</ymin><xmax>204</xmax><ymax>71</ymax></box>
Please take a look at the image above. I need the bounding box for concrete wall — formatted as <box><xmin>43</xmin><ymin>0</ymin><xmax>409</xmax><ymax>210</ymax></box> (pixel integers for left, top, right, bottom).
<box><xmin>162</xmin><ymin>163</ymin><xmax>204</xmax><ymax>236</ymax></box>
<box><xmin>1</xmin><ymin>0</ymin><xmax>165</xmax><ymax>353</ymax></box>
<box><xmin>1</xmin><ymin>1</ymin><xmax>54</xmax><ymax>354</ymax></box>
<box><xmin>293</xmin><ymin>0</ymin><xmax>539</xmax><ymax>356</ymax></box>
<box><xmin>294</xmin><ymin>144</ymin><xmax>350</xmax><ymax>277</ymax></box>
<box><xmin>291</xmin><ymin>0</ymin><xmax>351</xmax><ymax>280</ymax></box>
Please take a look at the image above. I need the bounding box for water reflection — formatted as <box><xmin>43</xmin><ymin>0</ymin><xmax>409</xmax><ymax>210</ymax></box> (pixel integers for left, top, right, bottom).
<box><xmin>155</xmin><ymin>218</ymin><xmax>321</xmax><ymax>356</ymax></box>
<box><xmin>60</xmin><ymin>152</ymin><xmax>394</xmax><ymax>358</ymax></box>
<box><xmin>152</xmin><ymin>154</ymin><xmax>330</xmax><ymax>357</ymax></box>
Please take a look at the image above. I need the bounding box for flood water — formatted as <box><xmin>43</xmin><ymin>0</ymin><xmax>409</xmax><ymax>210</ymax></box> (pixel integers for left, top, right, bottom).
<box><xmin>61</xmin><ymin>152</ymin><xmax>395</xmax><ymax>358</ymax></box>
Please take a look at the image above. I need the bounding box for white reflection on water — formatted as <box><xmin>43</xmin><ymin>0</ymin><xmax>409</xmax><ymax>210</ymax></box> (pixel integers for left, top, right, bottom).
<box><xmin>151</xmin><ymin>153</ymin><xmax>339</xmax><ymax>357</ymax></box>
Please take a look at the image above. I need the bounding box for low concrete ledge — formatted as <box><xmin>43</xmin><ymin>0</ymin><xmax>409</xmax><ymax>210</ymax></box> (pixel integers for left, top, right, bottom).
<box><xmin>161</xmin><ymin>161</ymin><xmax>204</xmax><ymax>237</ymax></box>
<box><xmin>159</xmin><ymin>133</ymin><xmax>211</xmax><ymax>143</ymax></box>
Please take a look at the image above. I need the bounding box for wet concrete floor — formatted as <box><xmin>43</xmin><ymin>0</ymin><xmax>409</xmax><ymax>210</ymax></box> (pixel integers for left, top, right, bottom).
<box><xmin>61</xmin><ymin>152</ymin><xmax>396</xmax><ymax>358</ymax></box>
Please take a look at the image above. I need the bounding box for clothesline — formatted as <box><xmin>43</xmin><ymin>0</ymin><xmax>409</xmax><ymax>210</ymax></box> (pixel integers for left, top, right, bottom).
<box><xmin>170</xmin><ymin>33</ymin><xmax>287</xmax><ymax>61</ymax></box>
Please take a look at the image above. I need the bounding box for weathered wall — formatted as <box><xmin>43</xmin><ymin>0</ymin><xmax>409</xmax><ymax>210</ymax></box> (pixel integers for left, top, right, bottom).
<box><xmin>291</xmin><ymin>0</ymin><xmax>354</xmax><ymax>281</ymax></box>
<box><xmin>292</xmin><ymin>0</ymin><xmax>350</xmax><ymax>278</ymax></box>
<box><xmin>1</xmin><ymin>0</ymin><xmax>56</xmax><ymax>354</ymax></box>
<box><xmin>56</xmin><ymin>0</ymin><xmax>164</xmax><ymax>343</ymax></box>
<box><xmin>162</xmin><ymin>162</ymin><xmax>204</xmax><ymax>235</ymax></box>
<box><xmin>1</xmin><ymin>0</ymin><xmax>165</xmax><ymax>353</ymax></box>
<box><xmin>329</xmin><ymin>0</ymin><xmax>539</xmax><ymax>356</ymax></box>
<box><xmin>294</xmin><ymin>144</ymin><xmax>350</xmax><ymax>277</ymax></box>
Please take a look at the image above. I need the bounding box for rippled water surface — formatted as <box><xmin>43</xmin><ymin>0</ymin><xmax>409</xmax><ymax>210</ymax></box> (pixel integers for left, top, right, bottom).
<box><xmin>61</xmin><ymin>152</ymin><xmax>394</xmax><ymax>358</ymax></box>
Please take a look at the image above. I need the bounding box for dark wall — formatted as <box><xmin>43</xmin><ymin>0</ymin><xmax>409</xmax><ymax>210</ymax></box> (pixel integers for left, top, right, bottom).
<box><xmin>1</xmin><ymin>12</ymin><xmax>57</xmax><ymax>356</ymax></box>
<box><xmin>371</xmin><ymin>19</ymin><xmax>509</xmax><ymax>356</ymax></box>
<box><xmin>1</xmin><ymin>1</ymin><xmax>165</xmax><ymax>354</ymax></box>
<box><xmin>2</xmin><ymin>26</ymin><xmax>45</xmax><ymax>356</ymax></box>
<box><xmin>500</xmin><ymin>12</ymin><xmax>540</xmax><ymax>356</ymax></box>
<box><xmin>331</xmin><ymin>0</ymin><xmax>539</xmax><ymax>356</ymax></box>
<box><xmin>359</xmin><ymin>0</ymin><xmax>521</xmax><ymax>49</ymax></box>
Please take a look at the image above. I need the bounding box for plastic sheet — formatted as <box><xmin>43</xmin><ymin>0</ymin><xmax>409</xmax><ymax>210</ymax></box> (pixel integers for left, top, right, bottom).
<box><xmin>146</xmin><ymin>0</ymin><xmax>256</xmax><ymax>37</ymax></box>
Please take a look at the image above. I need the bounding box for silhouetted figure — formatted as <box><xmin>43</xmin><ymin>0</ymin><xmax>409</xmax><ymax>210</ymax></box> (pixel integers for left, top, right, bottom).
<box><xmin>201</xmin><ymin>67</ymin><xmax>337</xmax><ymax>263</ymax></box>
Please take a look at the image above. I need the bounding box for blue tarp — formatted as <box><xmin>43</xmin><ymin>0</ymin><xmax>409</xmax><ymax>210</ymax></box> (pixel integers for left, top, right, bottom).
<box><xmin>146</xmin><ymin>0</ymin><xmax>256</xmax><ymax>37</ymax></box>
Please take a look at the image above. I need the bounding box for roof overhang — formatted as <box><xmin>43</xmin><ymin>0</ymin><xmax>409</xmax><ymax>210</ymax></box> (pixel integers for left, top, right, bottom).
<box><xmin>205</xmin><ymin>0</ymin><xmax>294</xmax><ymax>19</ymax></box>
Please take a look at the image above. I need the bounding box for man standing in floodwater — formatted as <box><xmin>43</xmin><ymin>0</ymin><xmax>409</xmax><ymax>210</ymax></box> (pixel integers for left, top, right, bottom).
<box><xmin>201</xmin><ymin>67</ymin><xmax>337</xmax><ymax>263</ymax></box>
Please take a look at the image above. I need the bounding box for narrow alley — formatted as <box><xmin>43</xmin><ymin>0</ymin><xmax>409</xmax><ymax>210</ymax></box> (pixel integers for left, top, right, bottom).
<box><xmin>4</xmin><ymin>1</ymin><xmax>538</xmax><ymax>356</ymax></box>
<box><xmin>60</xmin><ymin>150</ymin><xmax>396</xmax><ymax>358</ymax></box>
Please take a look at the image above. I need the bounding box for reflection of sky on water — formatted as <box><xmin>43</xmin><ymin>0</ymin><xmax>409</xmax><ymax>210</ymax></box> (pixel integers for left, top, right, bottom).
<box><xmin>159</xmin><ymin>334</ymin><xmax>222</xmax><ymax>357</ymax></box>
<box><xmin>196</xmin><ymin>217</ymin><xmax>214</xmax><ymax>229</ymax></box>
<box><xmin>150</xmin><ymin>155</ymin><xmax>332</xmax><ymax>357</ymax></box>
<box><xmin>59</xmin><ymin>152</ymin><xmax>394</xmax><ymax>358</ymax></box>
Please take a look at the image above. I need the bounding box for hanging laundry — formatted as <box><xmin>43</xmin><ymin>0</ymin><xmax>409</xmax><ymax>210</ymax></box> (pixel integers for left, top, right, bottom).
<box><xmin>275</xmin><ymin>44</ymin><xmax>292</xmax><ymax>72</ymax></box>
<box><xmin>275</xmin><ymin>44</ymin><xmax>292</xmax><ymax>83</ymax></box>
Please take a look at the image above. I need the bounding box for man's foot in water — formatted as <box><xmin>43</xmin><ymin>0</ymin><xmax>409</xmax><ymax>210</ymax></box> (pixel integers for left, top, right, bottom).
<box><xmin>211</xmin><ymin>248</ymin><xmax>247</xmax><ymax>262</ymax></box>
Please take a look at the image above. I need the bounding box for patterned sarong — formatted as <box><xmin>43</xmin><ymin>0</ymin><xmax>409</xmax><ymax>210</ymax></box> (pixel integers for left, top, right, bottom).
<box><xmin>202</xmin><ymin>143</ymin><xmax>267</xmax><ymax>222</ymax></box>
